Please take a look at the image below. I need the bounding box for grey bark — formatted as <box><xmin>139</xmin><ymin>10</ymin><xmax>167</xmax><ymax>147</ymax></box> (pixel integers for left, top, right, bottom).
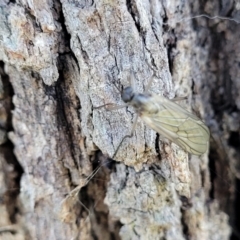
<box><xmin>0</xmin><ymin>0</ymin><xmax>240</xmax><ymax>239</ymax></box>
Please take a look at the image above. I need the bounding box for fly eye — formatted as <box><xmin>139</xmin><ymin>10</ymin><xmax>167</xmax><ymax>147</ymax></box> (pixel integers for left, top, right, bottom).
<box><xmin>121</xmin><ymin>86</ymin><xmax>134</xmax><ymax>103</ymax></box>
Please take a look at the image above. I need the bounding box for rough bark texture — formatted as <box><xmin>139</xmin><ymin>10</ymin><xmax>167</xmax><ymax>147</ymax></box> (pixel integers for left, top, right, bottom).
<box><xmin>0</xmin><ymin>0</ymin><xmax>240</xmax><ymax>239</ymax></box>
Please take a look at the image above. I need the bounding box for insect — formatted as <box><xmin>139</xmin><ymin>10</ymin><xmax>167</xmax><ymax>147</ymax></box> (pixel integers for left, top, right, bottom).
<box><xmin>106</xmin><ymin>75</ymin><xmax>210</xmax><ymax>157</ymax></box>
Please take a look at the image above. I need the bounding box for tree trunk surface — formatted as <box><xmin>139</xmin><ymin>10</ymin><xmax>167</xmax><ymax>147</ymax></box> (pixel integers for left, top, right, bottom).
<box><xmin>0</xmin><ymin>0</ymin><xmax>240</xmax><ymax>239</ymax></box>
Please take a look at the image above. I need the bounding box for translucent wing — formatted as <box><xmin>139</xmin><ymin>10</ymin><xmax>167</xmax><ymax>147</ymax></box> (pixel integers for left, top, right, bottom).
<box><xmin>139</xmin><ymin>95</ymin><xmax>210</xmax><ymax>155</ymax></box>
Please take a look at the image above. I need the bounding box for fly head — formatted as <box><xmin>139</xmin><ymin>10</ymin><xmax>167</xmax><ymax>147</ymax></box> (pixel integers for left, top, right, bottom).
<box><xmin>121</xmin><ymin>86</ymin><xmax>134</xmax><ymax>103</ymax></box>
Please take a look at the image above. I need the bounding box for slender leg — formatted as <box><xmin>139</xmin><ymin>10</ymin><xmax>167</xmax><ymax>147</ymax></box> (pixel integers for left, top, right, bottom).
<box><xmin>144</xmin><ymin>75</ymin><xmax>155</xmax><ymax>93</ymax></box>
<box><xmin>94</xmin><ymin>103</ymin><xmax>127</xmax><ymax>111</ymax></box>
<box><xmin>112</xmin><ymin>114</ymin><xmax>139</xmax><ymax>159</ymax></box>
<box><xmin>85</xmin><ymin>160</ymin><xmax>111</xmax><ymax>185</ymax></box>
<box><xmin>171</xmin><ymin>96</ymin><xmax>188</xmax><ymax>101</ymax></box>
<box><xmin>129</xmin><ymin>72</ymin><xmax>136</xmax><ymax>90</ymax></box>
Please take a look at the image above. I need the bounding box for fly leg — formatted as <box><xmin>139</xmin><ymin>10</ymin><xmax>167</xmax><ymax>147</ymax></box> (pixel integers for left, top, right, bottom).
<box><xmin>112</xmin><ymin>114</ymin><xmax>139</xmax><ymax>159</ymax></box>
<box><xmin>171</xmin><ymin>96</ymin><xmax>188</xmax><ymax>101</ymax></box>
<box><xmin>144</xmin><ymin>75</ymin><xmax>155</xmax><ymax>93</ymax></box>
<box><xmin>94</xmin><ymin>103</ymin><xmax>127</xmax><ymax>111</ymax></box>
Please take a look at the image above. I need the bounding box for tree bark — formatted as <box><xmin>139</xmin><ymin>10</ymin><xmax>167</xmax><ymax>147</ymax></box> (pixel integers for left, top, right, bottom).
<box><xmin>0</xmin><ymin>0</ymin><xmax>239</xmax><ymax>239</ymax></box>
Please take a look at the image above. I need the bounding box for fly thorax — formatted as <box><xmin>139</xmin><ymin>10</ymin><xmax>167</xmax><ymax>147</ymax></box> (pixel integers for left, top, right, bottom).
<box><xmin>131</xmin><ymin>93</ymin><xmax>158</xmax><ymax>114</ymax></box>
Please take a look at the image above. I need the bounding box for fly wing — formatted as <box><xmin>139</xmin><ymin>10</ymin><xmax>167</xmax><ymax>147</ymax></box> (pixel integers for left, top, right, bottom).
<box><xmin>140</xmin><ymin>95</ymin><xmax>210</xmax><ymax>155</ymax></box>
